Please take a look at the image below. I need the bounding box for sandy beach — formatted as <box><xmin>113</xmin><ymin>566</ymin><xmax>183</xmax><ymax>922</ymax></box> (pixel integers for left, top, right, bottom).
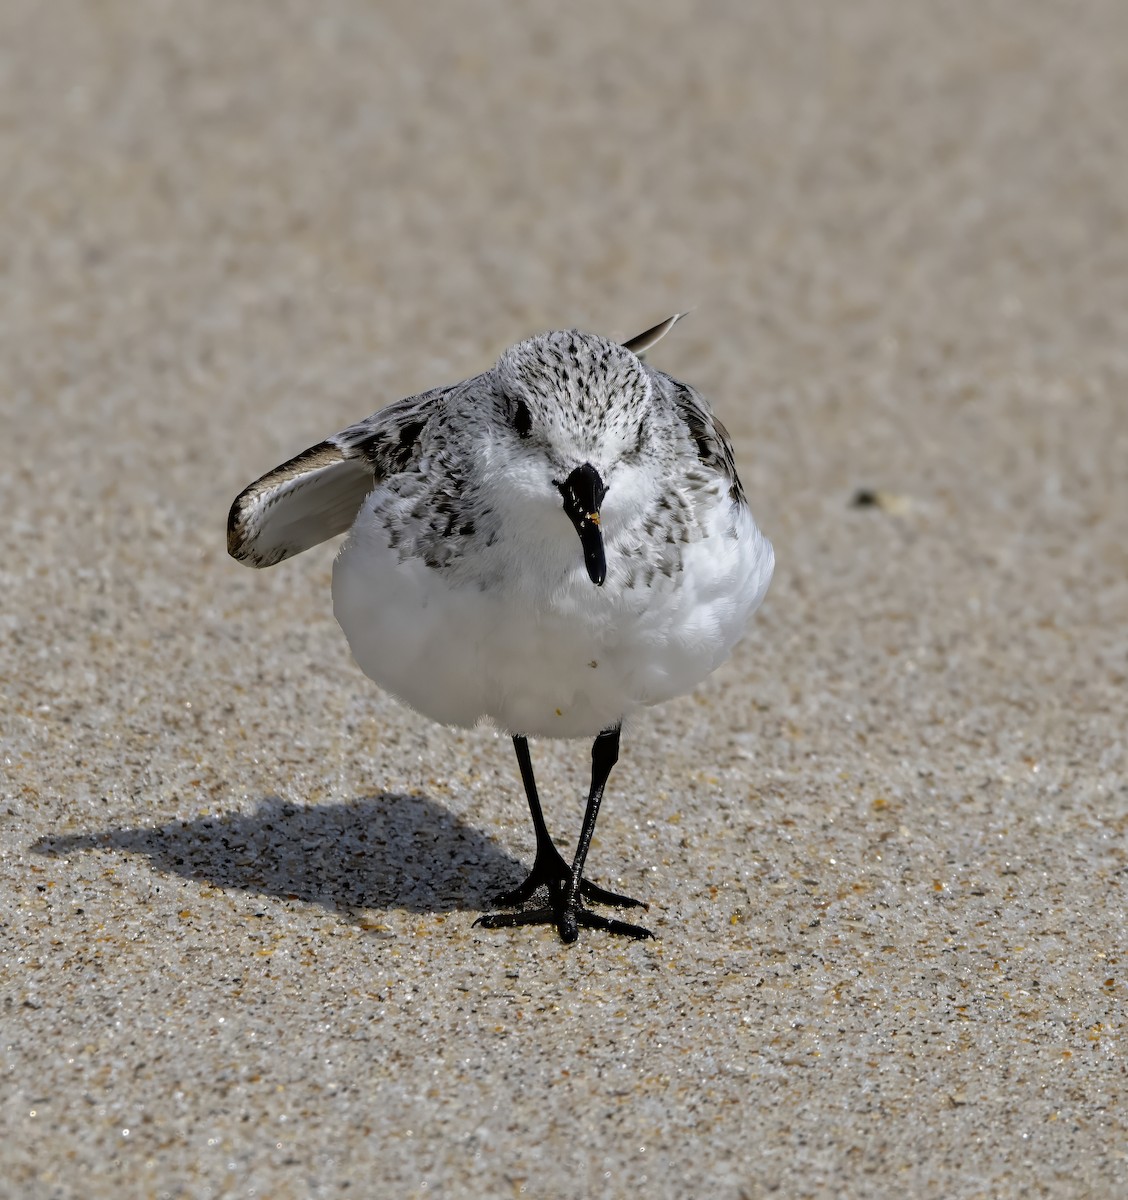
<box><xmin>2</xmin><ymin>2</ymin><xmax>1125</xmax><ymax>1196</ymax></box>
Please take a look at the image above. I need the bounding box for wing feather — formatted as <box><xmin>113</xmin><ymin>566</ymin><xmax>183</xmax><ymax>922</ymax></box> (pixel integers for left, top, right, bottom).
<box><xmin>227</xmin><ymin>386</ymin><xmax>450</xmax><ymax>568</ymax></box>
<box><xmin>622</xmin><ymin>312</ymin><xmax>687</xmax><ymax>358</ymax></box>
<box><xmin>659</xmin><ymin>373</ymin><xmax>746</xmax><ymax>506</ymax></box>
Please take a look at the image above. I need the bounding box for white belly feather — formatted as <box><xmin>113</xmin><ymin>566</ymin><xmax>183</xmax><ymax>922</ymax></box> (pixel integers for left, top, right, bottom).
<box><xmin>332</xmin><ymin>490</ymin><xmax>774</xmax><ymax>739</ymax></box>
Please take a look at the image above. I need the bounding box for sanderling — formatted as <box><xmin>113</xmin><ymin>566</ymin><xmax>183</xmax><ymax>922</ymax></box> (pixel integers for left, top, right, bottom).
<box><xmin>228</xmin><ymin>315</ymin><xmax>774</xmax><ymax>943</ymax></box>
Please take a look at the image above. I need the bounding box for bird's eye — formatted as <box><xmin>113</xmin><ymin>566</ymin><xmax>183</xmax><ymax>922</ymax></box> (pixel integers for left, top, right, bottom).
<box><xmin>512</xmin><ymin>399</ymin><xmax>532</xmax><ymax>437</ymax></box>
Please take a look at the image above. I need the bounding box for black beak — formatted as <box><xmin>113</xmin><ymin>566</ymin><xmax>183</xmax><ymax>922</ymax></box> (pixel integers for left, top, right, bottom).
<box><xmin>557</xmin><ymin>463</ymin><xmax>607</xmax><ymax>586</ymax></box>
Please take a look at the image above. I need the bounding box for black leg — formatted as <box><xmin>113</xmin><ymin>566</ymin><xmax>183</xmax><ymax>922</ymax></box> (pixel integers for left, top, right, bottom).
<box><xmin>476</xmin><ymin>728</ymin><xmax>654</xmax><ymax>944</ymax></box>
<box><xmin>490</xmin><ymin>734</ymin><xmax>645</xmax><ymax>910</ymax></box>
<box><xmin>489</xmin><ymin>735</ymin><xmax>565</xmax><ymax>905</ymax></box>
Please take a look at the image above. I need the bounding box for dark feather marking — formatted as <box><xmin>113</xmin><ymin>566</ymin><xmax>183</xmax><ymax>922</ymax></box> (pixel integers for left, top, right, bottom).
<box><xmin>667</xmin><ymin>377</ymin><xmax>747</xmax><ymax>506</ymax></box>
<box><xmin>399</xmin><ymin>419</ymin><xmax>426</xmax><ymax>448</ymax></box>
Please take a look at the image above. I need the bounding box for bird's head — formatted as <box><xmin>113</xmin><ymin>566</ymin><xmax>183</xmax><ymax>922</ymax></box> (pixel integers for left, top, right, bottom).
<box><xmin>480</xmin><ymin>330</ymin><xmax>662</xmax><ymax>585</ymax></box>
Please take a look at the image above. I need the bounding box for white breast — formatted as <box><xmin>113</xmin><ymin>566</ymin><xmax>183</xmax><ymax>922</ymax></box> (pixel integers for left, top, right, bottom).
<box><xmin>332</xmin><ymin>490</ymin><xmax>773</xmax><ymax>739</ymax></box>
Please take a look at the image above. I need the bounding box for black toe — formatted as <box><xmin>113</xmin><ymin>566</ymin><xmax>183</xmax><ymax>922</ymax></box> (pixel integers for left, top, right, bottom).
<box><xmin>475</xmin><ymin>894</ymin><xmax>654</xmax><ymax>944</ymax></box>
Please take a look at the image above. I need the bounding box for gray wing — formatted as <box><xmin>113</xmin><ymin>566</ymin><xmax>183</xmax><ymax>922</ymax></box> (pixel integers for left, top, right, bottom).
<box><xmin>622</xmin><ymin>312</ymin><xmax>686</xmax><ymax>358</ymax></box>
<box><xmin>658</xmin><ymin>372</ymin><xmax>746</xmax><ymax>506</ymax></box>
<box><xmin>227</xmin><ymin>384</ymin><xmax>451</xmax><ymax>568</ymax></box>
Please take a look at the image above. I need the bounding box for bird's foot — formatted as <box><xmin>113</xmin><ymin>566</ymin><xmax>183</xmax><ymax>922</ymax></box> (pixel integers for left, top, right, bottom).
<box><xmin>490</xmin><ymin>845</ymin><xmax>647</xmax><ymax>910</ymax></box>
<box><xmin>478</xmin><ymin>848</ymin><xmax>653</xmax><ymax>943</ymax></box>
<box><xmin>475</xmin><ymin>894</ymin><xmax>654</xmax><ymax>944</ymax></box>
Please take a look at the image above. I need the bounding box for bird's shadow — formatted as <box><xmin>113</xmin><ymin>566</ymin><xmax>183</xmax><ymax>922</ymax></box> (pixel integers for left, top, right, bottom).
<box><xmin>32</xmin><ymin>793</ymin><xmax>527</xmax><ymax>915</ymax></box>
